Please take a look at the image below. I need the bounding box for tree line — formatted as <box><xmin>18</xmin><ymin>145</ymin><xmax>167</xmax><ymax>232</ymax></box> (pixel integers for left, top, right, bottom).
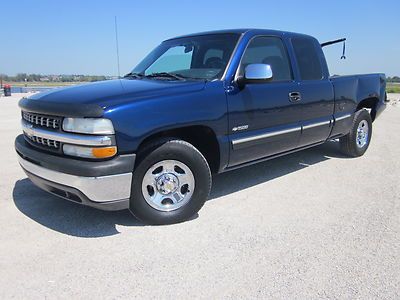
<box><xmin>0</xmin><ymin>73</ymin><xmax>109</xmax><ymax>82</ymax></box>
<box><xmin>387</xmin><ymin>76</ymin><xmax>400</xmax><ymax>83</ymax></box>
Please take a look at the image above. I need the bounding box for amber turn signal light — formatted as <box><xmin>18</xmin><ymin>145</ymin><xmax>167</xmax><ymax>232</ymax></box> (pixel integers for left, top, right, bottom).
<box><xmin>92</xmin><ymin>146</ymin><xmax>117</xmax><ymax>158</ymax></box>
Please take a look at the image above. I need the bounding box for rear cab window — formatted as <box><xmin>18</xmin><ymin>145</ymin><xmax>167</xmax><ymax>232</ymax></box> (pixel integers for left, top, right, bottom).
<box><xmin>291</xmin><ymin>37</ymin><xmax>324</xmax><ymax>80</ymax></box>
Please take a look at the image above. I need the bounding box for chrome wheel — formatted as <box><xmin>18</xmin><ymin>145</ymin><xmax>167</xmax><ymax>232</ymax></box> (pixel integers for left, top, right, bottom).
<box><xmin>356</xmin><ymin>120</ymin><xmax>369</xmax><ymax>148</ymax></box>
<box><xmin>141</xmin><ymin>160</ymin><xmax>195</xmax><ymax>212</ymax></box>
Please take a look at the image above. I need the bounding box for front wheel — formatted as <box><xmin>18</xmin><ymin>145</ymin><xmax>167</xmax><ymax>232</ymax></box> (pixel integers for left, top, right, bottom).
<box><xmin>339</xmin><ymin>109</ymin><xmax>372</xmax><ymax>157</ymax></box>
<box><xmin>129</xmin><ymin>139</ymin><xmax>212</xmax><ymax>225</ymax></box>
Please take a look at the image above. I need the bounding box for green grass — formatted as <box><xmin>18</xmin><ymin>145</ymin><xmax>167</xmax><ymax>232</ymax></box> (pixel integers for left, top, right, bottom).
<box><xmin>387</xmin><ymin>83</ymin><xmax>400</xmax><ymax>93</ymax></box>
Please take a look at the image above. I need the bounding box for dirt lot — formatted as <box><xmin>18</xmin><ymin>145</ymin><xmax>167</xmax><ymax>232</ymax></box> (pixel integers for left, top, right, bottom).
<box><xmin>0</xmin><ymin>93</ymin><xmax>399</xmax><ymax>299</ymax></box>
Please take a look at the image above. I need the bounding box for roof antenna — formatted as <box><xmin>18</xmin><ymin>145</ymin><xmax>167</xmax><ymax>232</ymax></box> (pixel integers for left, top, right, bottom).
<box><xmin>114</xmin><ymin>16</ymin><xmax>121</xmax><ymax>78</ymax></box>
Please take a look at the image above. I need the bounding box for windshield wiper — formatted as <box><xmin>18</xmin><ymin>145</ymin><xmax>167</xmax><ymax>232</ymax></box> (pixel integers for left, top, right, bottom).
<box><xmin>123</xmin><ymin>72</ymin><xmax>144</xmax><ymax>79</ymax></box>
<box><xmin>145</xmin><ymin>72</ymin><xmax>187</xmax><ymax>81</ymax></box>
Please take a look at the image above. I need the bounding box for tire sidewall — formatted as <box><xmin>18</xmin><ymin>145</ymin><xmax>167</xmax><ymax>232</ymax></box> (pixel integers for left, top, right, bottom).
<box><xmin>350</xmin><ymin>110</ymin><xmax>372</xmax><ymax>156</ymax></box>
<box><xmin>130</xmin><ymin>140</ymin><xmax>211</xmax><ymax>224</ymax></box>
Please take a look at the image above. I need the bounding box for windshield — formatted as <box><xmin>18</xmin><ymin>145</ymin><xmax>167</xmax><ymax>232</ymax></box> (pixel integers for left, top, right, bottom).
<box><xmin>131</xmin><ymin>34</ymin><xmax>240</xmax><ymax>80</ymax></box>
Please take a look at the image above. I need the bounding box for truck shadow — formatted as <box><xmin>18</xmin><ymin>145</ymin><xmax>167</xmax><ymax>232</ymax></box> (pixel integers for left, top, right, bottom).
<box><xmin>209</xmin><ymin>141</ymin><xmax>346</xmax><ymax>200</ymax></box>
<box><xmin>13</xmin><ymin>141</ymin><xmax>346</xmax><ymax>238</ymax></box>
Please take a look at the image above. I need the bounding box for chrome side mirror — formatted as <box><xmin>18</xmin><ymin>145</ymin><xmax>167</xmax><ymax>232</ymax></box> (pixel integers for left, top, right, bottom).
<box><xmin>245</xmin><ymin>64</ymin><xmax>273</xmax><ymax>81</ymax></box>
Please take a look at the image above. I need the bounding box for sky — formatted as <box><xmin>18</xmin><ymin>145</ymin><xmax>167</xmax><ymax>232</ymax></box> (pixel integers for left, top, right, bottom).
<box><xmin>1</xmin><ymin>0</ymin><xmax>399</xmax><ymax>77</ymax></box>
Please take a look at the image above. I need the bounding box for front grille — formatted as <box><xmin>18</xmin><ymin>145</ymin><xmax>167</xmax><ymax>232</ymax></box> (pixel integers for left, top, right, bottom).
<box><xmin>25</xmin><ymin>134</ymin><xmax>60</xmax><ymax>149</ymax></box>
<box><xmin>22</xmin><ymin>111</ymin><xmax>61</xmax><ymax>129</ymax></box>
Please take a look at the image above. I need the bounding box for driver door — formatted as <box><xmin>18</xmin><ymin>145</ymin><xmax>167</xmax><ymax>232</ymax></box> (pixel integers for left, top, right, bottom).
<box><xmin>227</xmin><ymin>36</ymin><xmax>303</xmax><ymax>167</ymax></box>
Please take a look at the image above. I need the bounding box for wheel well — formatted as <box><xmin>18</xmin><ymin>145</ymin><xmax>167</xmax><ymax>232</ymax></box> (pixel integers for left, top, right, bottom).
<box><xmin>357</xmin><ymin>97</ymin><xmax>379</xmax><ymax>121</ymax></box>
<box><xmin>138</xmin><ymin>126</ymin><xmax>220</xmax><ymax>173</ymax></box>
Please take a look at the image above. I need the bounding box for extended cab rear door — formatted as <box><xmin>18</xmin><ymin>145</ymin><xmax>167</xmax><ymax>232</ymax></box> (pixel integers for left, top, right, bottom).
<box><xmin>289</xmin><ymin>37</ymin><xmax>335</xmax><ymax>147</ymax></box>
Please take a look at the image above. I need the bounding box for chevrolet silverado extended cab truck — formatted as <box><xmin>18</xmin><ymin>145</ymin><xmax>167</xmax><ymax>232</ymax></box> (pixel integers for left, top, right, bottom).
<box><xmin>15</xmin><ymin>29</ymin><xmax>386</xmax><ymax>224</ymax></box>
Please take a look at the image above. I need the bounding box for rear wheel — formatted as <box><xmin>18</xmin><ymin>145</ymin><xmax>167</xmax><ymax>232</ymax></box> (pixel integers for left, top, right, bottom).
<box><xmin>129</xmin><ymin>139</ymin><xmax>211</xmax><ymax>225</ymax></box>
<box><xmin>339</xmin><ymin>109</ymin><xmax>372</xmax><ymax>157</ymax></box>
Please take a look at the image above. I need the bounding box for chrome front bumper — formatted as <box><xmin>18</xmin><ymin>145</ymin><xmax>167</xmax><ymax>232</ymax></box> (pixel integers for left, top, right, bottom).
<box><xmin>18</xmin><ymin>156</ymin><xmax>132</xmax><ymax>210</ymax></box>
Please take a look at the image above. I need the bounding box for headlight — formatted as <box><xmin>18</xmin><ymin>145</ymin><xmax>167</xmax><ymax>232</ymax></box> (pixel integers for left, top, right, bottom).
<box><xmin>62</xmin><ymin>118</ymin><xmax>115</xmax><ymax>135</ymax></box>
<box><xmin>63</xmin><ymin>144</ymin><xmax>117</xmax><ymax>159</ymax></box>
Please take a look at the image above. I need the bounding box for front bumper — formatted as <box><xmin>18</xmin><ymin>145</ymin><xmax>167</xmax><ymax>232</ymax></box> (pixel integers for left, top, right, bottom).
<box><xmin>15</xmin><ymin>135</ymin><xmax>135</xmax><ymax>211</ymax></box>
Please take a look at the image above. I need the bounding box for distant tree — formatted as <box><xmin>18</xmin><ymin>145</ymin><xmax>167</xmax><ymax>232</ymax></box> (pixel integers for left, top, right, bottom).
<box><xmin>0</xmin><ymin>74</ymin><xmax>9</xmax><ymax>81</ymax></box>
<box><xmin>391</xmin><ymin>76</ymin><xmax>400</xmax><ymax>83</ymax></box>
<box><xmin>28</xmin><ymin>74</ymin><xmax>41</xmax><ymax>81</ymax></box>
<box><xmin>15</xmin><ymin>73</ymin><xmax>27</xmax><ymax>82</ymax></box>
<box><xmin>387</xmin><ymin>76</ymin><xmax>400</xmax><ymax>83</ymax></box>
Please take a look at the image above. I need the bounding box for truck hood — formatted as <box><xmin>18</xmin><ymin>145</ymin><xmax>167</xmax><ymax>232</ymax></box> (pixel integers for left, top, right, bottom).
<box><xmin>28</xmin><ymin>79</ymin><xmax>206</xmax><ymax>110</ymax></box>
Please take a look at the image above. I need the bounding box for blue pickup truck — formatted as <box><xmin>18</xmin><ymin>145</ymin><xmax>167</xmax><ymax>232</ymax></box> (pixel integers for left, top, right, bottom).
<box><xmin>15</xmin><ymin>29</ymin><xmax>387</xmax><ymax>224</ymax></box>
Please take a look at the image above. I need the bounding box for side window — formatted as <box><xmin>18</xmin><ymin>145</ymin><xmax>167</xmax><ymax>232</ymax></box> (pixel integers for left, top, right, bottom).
<box><xmin>240</xmin><ymin>37</ymin><xmax>292</xmax><ymax>81</ymax></box>
<box><xmin>292</xmin><ymin>38</ymin><xmax>323</xmax><ymax>80</ymax></box>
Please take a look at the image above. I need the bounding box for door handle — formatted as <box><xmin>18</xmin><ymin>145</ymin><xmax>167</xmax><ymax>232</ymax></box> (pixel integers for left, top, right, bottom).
<box><xmin>289</xmin><ymin>92</ymin><xmax>301</xmax><ymax>102</ymax></box>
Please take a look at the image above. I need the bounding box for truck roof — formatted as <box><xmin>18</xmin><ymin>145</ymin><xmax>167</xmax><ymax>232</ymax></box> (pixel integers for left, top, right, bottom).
<box><xmin>166</xmin><ymin>28</ymin><xmax>314</xmax><ymax>41</ymax></box>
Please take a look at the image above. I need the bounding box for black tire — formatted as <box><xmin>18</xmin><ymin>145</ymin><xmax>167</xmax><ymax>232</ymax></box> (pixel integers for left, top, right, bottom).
<box><xmin>339</xmin><ymin>109</ymin><xmax>372</xmax><ymax>157</ymax></box>
<box><xmin>129</xmin><ymin>139</ymin><xmax>211</xmax><ymax>225</ymax></box>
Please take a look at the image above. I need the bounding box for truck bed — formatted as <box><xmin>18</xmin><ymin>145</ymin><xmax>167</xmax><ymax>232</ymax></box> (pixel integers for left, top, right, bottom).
<box><xmin>330</xmin><ymin>73</ymin><xmax>386</xmax><ymax>119</ymax></box>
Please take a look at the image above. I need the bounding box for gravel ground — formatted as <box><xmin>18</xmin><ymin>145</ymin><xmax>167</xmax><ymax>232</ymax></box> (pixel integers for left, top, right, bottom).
<box><xmin>387</xmin><ymin>93</ymin><xmax>400</xmax><ymax>105</ymax></box>
<box><xmin>0</xmin><ymin>94</ymin><xmax>399</xmax><ymax>299</ymax></box>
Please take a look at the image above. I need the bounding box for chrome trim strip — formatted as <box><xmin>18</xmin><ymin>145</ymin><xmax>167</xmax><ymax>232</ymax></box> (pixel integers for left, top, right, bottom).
<box><xmin>21</xmin><ymin>120</ymin><xmax>112</xmax><ymax>146</ymax></box>
<box><xmin>18</xmin><ymin>156</ymin><xmax>132</xmax><ymax>202</ymax></box>
<box><xmin>232</xmin><ymin>126</ymin><xmax>301</xmax><ymax>146</ymax></box>
<box><xmin>335</xmin><ymin>113</ymin><xmax>352</xmax><ymax>122</ymax></box>
<box><xmin>303</xmin><ymin>120</ymin><xmax>331</xmax><ymax>130</ymax></box>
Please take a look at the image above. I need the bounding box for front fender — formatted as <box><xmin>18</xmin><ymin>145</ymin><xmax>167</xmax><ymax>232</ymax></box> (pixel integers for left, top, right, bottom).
<box><xmin>104</xmin><ymin>81</ymin><xmax>228</xmax><ymax>155</ymax></box>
